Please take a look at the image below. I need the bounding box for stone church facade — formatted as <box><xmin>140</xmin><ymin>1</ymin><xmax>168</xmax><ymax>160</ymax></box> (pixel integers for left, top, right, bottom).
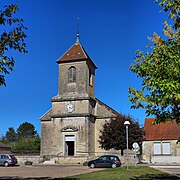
<box><xmin>40</xmin><ymin>36</ymin><xmax>120</xmax><ymax>164</ymax></box>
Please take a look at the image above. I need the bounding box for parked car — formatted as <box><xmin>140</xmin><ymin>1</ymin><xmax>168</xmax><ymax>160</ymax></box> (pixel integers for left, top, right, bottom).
<box><xmin>88</xmin><ymin>155</ymin><xmax>121</xmax><ymax>168</ymax></box>
<box><xmin>0</xmin><ymin>154</ymin><xmax>18</xmax><ymax>167</ymax></box>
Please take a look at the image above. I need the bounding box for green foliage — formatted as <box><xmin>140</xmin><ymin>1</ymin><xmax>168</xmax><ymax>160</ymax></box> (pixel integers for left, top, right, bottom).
<box><xmin>5</xmin><ymin>127</ymin><xmax>17</xmax><ymax>142</ymax></box>
<box><xmin>11</xmin><ymin>137</ymin><xmax>40</xmax><ymax>153</ymax></box>
<box><xmin>17</xmin><ymin>122</ymin><xmax>38</xmax><ymax>140</ymax></box>
<box><xmin>156</xmin><ymin>0</ymin><xmax>180</xmax><ymax>29</ymax></box>
<box><xmin>0</xmin><ymin>135</ymin><xmax>6</xmax><ymax>143</ymax></box>
<box><xmin>129</xmin><ymin>0</ymin><xmax>180</xmax><ymax>124</ymax></box>
<box><xmin>99</xmin><ymin>115</ymin><xmax>144</xmax><ymax>155</ymax></box>
<box><xmin>0</xmin><ymin>4</ymin><xmax>27</xmax><ymax>86</ymax></box>
<box><xmin>1</xmin><ymin>122</ymin><xmax>40</xmax><ymax>154</ymax></box>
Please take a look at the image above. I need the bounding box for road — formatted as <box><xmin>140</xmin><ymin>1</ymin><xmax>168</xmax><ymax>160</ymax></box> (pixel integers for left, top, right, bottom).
<box><xmin>0</xmin><ymin>165</ymin><xmax>101</xmax><ymax>179</ymax></box>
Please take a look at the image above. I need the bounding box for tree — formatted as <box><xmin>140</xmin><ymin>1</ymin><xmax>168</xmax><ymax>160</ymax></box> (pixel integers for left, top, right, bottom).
<box><xmin>17</xmin><ymin>122</ymin><xmax>38</xmax><ymax>140</ymax></box>
<box><xmin>128</xmin><ymin>0</ymin><xmax>180</xmax><ymax>124</ymax></box>
<box><xmin>1</xmin><ymin>122</ymin><xmax>40</xmax><ymax>154</ymax></box>
<box><xmin>0</xmin><ymin>4</ymin><xmax>27</xmax><ymax>86</ymax></box>
<box><xmin>5</xmin><ymin>127</ymin><xmax>17</xmax><ymax>142</ymax></box>
<box><xmin>11</xmin><ymin>137</ymin><xmax>40</xmax><ymax>154</ymax></box>
<box><xmin>0</xmin><ymin>135</ymin><xmax>6</xmax><ymax>143</ymax></box>
<box><xmin>99</xmin><ymin>115</ymin><xmax>144</xmax><ymax>155</ymax></box>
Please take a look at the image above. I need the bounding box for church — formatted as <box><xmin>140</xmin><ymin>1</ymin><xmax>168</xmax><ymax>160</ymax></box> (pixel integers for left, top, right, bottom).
<box><xmin>40</xmin><ymin>34</ymin><xmax>120</xmax><ymax>164</ymax></box>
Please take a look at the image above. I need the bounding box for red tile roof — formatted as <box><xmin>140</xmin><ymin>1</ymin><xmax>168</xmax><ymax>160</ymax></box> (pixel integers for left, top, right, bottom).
<box><xmin>57</xmin><ymin>42</ymin><xmax>97</xmax><ymax>69</ymax></box>
<box><xmin>57</xmin><ymin>43</ymin><xmax>88</xmax><ymax>62</ymax></box>
<box><xmin>144</xmin><ymin>118</ymin><xmax>180</xmax><ymax>140</ymax></box>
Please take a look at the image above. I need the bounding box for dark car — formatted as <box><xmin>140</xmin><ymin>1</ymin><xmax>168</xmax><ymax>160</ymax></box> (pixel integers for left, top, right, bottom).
<box><xmin>88</xmin><ymin>155</ymin><xmax>121</xmax><ymax>168</ymax></box>
<box><xmin>0</xmin><ymin>154</ymin><xmax>18</xmax><ymax>167</ymax></box>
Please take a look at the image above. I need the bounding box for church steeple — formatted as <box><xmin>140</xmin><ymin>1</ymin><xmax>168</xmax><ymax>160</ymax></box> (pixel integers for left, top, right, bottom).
<box><xmin>55</xmin><ymin>30</ymin><xmax>97</xmax><ymax>100</ymax></box>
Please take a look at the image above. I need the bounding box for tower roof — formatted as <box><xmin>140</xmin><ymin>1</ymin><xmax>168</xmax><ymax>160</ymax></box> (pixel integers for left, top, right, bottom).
<box><xmin>57</xmin><ymin>40</ymin><xmax>97</xmax><ymax>69</ymax></box>
<box><xmin>57</xmin><ymin>42</ymin><xmax>88</xmax><ymax>62</ymax></box>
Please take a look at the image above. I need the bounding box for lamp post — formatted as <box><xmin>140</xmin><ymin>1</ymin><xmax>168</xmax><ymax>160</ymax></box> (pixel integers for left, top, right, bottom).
<box><xmin>124</xmin><ymin>120</ymin><xmax>130</xmax><ymax>170</ymax></box>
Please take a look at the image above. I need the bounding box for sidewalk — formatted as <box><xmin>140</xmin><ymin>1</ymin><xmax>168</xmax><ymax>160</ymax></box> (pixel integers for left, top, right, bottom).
<box><xmin>136</xmin><ymin>162</ymin><xmax>180</xmax><ymax>167</ymax></box>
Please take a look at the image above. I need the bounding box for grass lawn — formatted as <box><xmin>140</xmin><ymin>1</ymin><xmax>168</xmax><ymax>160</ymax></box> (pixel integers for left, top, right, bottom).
<box><xmin>60</xmin><ymin>166</ymin><xmax>179</xmax><ymax>180</ymax></box>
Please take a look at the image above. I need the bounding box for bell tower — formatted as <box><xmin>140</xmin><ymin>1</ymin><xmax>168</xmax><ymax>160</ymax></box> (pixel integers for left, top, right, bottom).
<box><xmin>53</xmin><ymin>34</ymin><xmax>97</xmax><ymax>101</ymax></box>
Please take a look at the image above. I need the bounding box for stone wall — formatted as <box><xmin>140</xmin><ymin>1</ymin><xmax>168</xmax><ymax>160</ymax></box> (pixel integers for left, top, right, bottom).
<box><xmin>51</xmin><ymin>100</ymin><xmax>89</xmax><ymax>117</ymax></box>
<box><xmin>142</xmin><ymin>140</ymin><xmax>180</xmax><ymax>163</ymax></box>
<box><xmin>57</xmin><ymin>156</ymin><xmax>88</xmax><ymax>165</ymax></box>
<box><xmin>57</xmin><ymin>154</ymin><xmax>136</xmax><ymax>165</ymax></box>
<box><xmin>41</xmin><ymin>116</ymin><xmax>96</xmax><ymax>158</ymax></box>
<box><xmin>152</xmin><ymin>156</ymin><xmax>180</xmax><ymax>163</ymax></box>
<box><xmin>41</xmin><ymin>120</ymin><xmax>54</xmax><ymax>156</ymax></box>
<box><xmin>15</xmin><ymin>153</ymin><xmax>137</xmax><ymax>165</ymax></box>
<box><xmin>58</xmin><ymin>61</ymin><xmax>90</xmax><ymax>98</ymax></box>
<box><xmin>16</xmin><ymin>155</ymin><xmax>41</xmax><ymax>165</ymax></box>
<box><xmin>94</xmin><ymin>118</ymin><xmax>110</xmax><ymax>156</ymax></box>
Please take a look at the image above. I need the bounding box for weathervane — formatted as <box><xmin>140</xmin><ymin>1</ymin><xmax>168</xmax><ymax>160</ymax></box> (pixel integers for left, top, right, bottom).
<box><xmin>76</xmin><ymin>17</ymin><xmax>80</xmax><ymax>43</ymax></box>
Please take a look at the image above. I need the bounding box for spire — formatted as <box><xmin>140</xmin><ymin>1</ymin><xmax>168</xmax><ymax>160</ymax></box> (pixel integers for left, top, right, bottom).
<box><xmin>76</xmin><ymin>17</ymin><xmax>80</xmax><ymax>43</ymax></box>
<box><xmin>76</xmin><ymin>33</ymin><xmax>80</xmax><ymax>43</ymax></box>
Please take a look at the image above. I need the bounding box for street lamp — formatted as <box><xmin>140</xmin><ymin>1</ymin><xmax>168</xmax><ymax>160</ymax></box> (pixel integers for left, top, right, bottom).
<box><xmin>124</xmin><ymin>120</ymin><xmax>130</xmax><ymax>170</ymax></box>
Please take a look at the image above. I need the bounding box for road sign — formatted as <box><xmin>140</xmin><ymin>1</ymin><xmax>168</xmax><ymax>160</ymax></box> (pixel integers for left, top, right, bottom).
<box><xmin>132</xmin><ymin>142</ymin><xmax>139</xmax><ymax>149</ymax></box>
<box><xmin>132</xmin><ymin>142</ymin><xmax>139</xmax><ymax>166</ymax></box>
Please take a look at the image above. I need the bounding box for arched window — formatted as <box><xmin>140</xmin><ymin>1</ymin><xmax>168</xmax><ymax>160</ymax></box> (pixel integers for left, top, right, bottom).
<box><xmin>68</xmin><ymin>67</ymin><xmax>76</xmax><ymax>83</ymax></box>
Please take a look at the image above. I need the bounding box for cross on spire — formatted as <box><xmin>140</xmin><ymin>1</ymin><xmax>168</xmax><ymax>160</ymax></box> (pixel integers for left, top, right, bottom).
<box><xmin>76</xmin><ymin>17</ymin><xmax>80</xmax><ymax>43</ymax></box>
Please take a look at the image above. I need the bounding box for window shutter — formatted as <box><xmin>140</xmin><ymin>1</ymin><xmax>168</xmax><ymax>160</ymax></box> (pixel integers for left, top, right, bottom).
<box><xmin>162</xmin><ymin>142</ymin><xmax>170</xmax><ymax>154</ymax></box>
<box><xmin>153</xmin><ymin>143</ymin><xmax>161</xmax><ymax>155</ymax></box>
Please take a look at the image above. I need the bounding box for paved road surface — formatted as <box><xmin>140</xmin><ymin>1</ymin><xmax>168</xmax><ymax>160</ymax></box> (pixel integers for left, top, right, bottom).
<box><xmin>0</xmin><ymin>165</ymin><xmax>102</xmax><ymax>179</ymax></box>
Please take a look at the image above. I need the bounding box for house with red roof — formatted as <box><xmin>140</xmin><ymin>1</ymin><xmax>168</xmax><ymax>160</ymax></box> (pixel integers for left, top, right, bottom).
<box><xmin>142</xmin><ymin>118</ymin><xmax>180</xmax><ymax>163</ymax></box>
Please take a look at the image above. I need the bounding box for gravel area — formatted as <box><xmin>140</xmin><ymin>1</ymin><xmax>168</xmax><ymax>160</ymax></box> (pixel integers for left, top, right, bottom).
<box><xmin>0</xmin><ymin>165</ymin><xmax>102</xmax><ymax>179</ymax></box>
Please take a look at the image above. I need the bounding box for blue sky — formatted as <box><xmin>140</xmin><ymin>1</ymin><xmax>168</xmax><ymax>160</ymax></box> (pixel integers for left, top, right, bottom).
<box><xmin>0</xmin><ymin>0</ymin><xmax>167</xmax><ymax>136</ymax></box>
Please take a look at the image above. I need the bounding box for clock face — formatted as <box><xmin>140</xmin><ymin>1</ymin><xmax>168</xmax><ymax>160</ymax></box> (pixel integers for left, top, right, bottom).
<box><xmin>66</xmin><ymin>103</ymin><xmax>75</xmax><ymax>113</ymax></box>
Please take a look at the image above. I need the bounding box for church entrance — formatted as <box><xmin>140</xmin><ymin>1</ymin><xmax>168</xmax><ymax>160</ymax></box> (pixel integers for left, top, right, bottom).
<box><xmin>64</xmin><ymin>135</ymin><xmax>75</xmax><ymax>156</ymax></box>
